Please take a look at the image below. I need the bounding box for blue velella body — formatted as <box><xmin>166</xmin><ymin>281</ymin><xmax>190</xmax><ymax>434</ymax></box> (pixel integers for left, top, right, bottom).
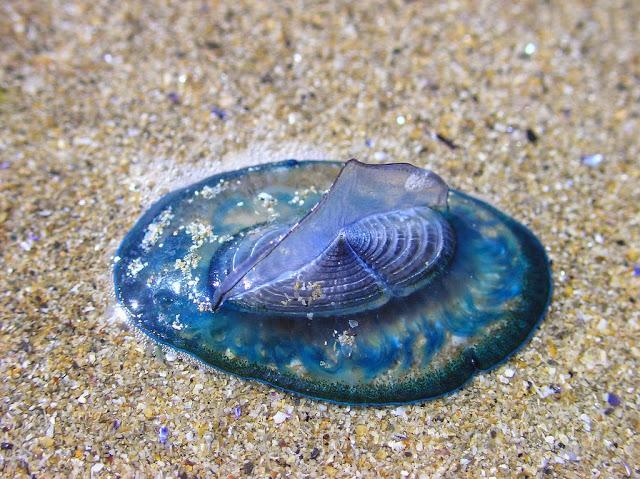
<box><xmin>113</xmin><ymin>160</ymin><xmax>552</xmax><ymax>404</ymax></box>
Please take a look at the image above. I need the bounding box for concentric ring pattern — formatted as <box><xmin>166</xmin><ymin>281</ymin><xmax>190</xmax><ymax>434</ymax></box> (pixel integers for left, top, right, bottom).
<box><xmin>214</xmin><ymin>206</ymin><xmax>455</xmax><ymax>315</ymax></box>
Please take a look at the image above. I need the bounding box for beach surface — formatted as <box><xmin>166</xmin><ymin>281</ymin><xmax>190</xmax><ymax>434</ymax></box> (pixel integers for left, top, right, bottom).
<box><xmin>1</xmin><ymin>1</ymin><xmax>639</xmax><ymax>477</ymax></box>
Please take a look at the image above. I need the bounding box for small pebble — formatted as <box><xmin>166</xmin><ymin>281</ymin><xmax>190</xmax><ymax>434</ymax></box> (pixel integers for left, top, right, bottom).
<box><xmin>90</xmin><ymin>463</ymin><xmax>104</xmax><ymax>477</ymax></box>
<box><xmin>272</xmin><ymin>411</ymin><xmax>290</xmax><ymax>424</ymax></box>
<box><xmin>391</xmin><ymin>407</ymin><xmax>407</xmax><ymax>418</ymax></box>
<box><xmin>606</xmin><ymin>392</ymin><xmax>621</xmax><ymax>407</ymax></box>
<box><xmin>211</xmin><ymin>106</ymin><xmax>227</xmax><ymax>120</ymax></box>
<box><xmin>165</xmin><ymin>349</ymin><xmax>177</xmax><ymax>362</ymax></box>
<box><xmin>538</xmin><ymin>384</ymin><xmax>561</xmax><ymax>398</ymax></box>
<box><xmin>388</xmin><ymin>440</ymin><xmax>406</xmax><ymax>452</ymax></box>
<box><xmin>580</xmin><ymin>414</ymin><xmax>592</xmax><ymax>432</ymax></box>
<box><xmin>523</xmin><ymin>42</ymin><xmax>537</xmax><ymax>56</ymax></box>
<box><xmin>581</xmin><ymin>154</ymin><xmax>604</xmax><ymax>167</ymax></box>
<box><xmin>526</xmin><ymin>128</ymin><xmax>539</xmax><ymax>144</ymax></box>
<box><xmin>158</xmin><ymin>426</ymin><xmax>169</xmax><ymax>444</ymax></box>
<box><xmin>167</xmin><ymin>92</ymin><xmax>180</xmax><ymax>105</ymax></box>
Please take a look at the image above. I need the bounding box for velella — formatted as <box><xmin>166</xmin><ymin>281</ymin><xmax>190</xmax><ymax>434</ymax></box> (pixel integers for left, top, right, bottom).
<box><xmin>113</xmin><ymin>159</ymin><xmax>552</xmax><ymax>404</ymax></box>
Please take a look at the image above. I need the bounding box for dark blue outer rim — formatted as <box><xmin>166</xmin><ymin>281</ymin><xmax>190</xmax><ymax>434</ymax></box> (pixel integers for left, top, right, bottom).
<box><xmin>113</xmin><ymin>159</ymin><xmax>553</xmax><ymax>406</ymax></box>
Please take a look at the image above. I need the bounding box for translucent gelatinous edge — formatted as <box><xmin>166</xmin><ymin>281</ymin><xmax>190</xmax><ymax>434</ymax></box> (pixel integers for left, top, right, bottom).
<box><xmin>113</xmin><ymin>160</ymin><xmax>553</xmax><ymax>405</ymax></box>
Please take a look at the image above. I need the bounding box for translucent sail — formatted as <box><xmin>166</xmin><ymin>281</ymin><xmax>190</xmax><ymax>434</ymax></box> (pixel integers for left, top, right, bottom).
<box><xmin>212</xmin><ymin>160</ymin><xmax>449</xmax><ymax>310</ymax></box>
